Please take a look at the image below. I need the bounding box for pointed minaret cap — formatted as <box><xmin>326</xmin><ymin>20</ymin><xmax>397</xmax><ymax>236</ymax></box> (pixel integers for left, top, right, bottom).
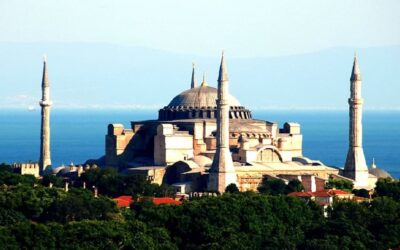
<box><xmin>371</xmin><ymin>158</ymin><xmax>377</xmax><ymax>169</ymax></box>
<box><xmin>42</xmin><ymin>54</ymin><xmax>49</xmax><ymax>87</ymax></box>
<box><xmin>191</xmin><ymin>62</ymin><xmax>197</xmax><ymax>88</ymax></box>
<box><xmin>201</xmin><ymin>72</ymin><xmax>208</xmax><ymax>87</ymax></box>
<box><xmin>350</xmin><ymin>52</ymin><xmax>361</xmax><ymax>81</ymax></box>
<box><xmin>218</xmin><ymin>50</ymin><xmax>229</xmax><ymax>82</ymax></box>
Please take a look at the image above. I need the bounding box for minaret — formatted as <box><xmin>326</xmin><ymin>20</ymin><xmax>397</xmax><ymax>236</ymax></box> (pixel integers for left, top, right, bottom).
<box><xmin>39</xmin><ymin>56</ymin><xmax>52</xmax><ymax>173</ymax></box>
<box><xmin>371</xmin><ymin>158</ymin><xmax>377</xmax><ymax>169</ymax></box>
<box><xmin>201</xmin><ymin>72</ymin><xmax>208</xmax><ymax>87</ymax></box>
<box><xmin>191</xmin><ymin>63</ymin><xmax>197</xmax><ymax>88</ymax></box>
<box><xmin>344</xmin><ymin>53</ymin><xmax>369</xmax><ymax>188</ymax></box>
<box><xmin>208</xmin><ymin>52</ymin><xmax>237</xmax><ymax>193</ymax></box>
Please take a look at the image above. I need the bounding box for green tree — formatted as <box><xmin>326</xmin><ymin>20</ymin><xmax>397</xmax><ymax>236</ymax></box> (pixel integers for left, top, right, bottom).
<box><xmin>368</xmin><ymin>197</ymin><xmax>400</xmax><ymax>248</ymax></box>
<box><xmin>306</xmin><ymin>200</ymin><xmax>374</xmax><ymax>249</ymax></box>
<box><xmin>0</xmin><ymin>171</ymin><xmax>37</xmax><ymax>186</ymax></box>
<box><xmin>0</xmin><ymin>208</ymin><xmax>26</xmax><ymax>226</ymax></box>
<box><xmin>0</xmin><ymin>226</ymin><xmax>19</xmax><ymax>250</ymax></box>
<box><xmin>0</xmin><ymin>185</ymin><xmax>64</xmax><ymax>220</ymax></box>
<box><xmin>80</xmin><ymin>168</ymin><xmax>175</xmax><ymax>198</ymax></box>
<box><xmin>286</xmin><ymin>179</ymin><xmax>304</xmax><ymax>193</ymax></box>
<box><xmin>41</xmin><ymin>174</ymin><xmax>64</xmax><ymax>188</ymax></box>
<box><xmin>352</xmin><ymin>188</ymin><xmax>370</xmax><ymax>198</ymax></box>
<box><xmin>133</xmin><ymin>193</ymin><xmax>318</xmax><ymax>249</ymax></box>
<box><xmin>225</xmin><ymin>183</ymin><xmax>240</xmax><ymax>193</ymax></box>
<box><xmin>325</xmin><ymin>178</ymin><xmax>353</xmax><ymax>191</ymax></box>
<box><xmin>375</xmin><ymin>178</ymin><xmax>400</xmax><ymax>200</ymax></box>
<box><xmin>42</xmin><ymin>188</ymin><xmax>119</xmax><ymax>223</ymax></box>
<box><xmin>11</xmin><ymin>222</ymin><xmax>58</xmax><ymax>250</ymax></box>
<box><xmin>257</xmin><ymin>178</ymin><xmax>287</xmax><ymax>195</ymax></box>
<box><xmin>0</xmin><ymin>163</ymin><xmax>12</xmax><ymax>173</ymax></box>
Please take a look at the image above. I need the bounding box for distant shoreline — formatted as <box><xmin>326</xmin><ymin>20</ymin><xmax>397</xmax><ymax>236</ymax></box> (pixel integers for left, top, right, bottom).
<box><xmin>1</xmin><ymin>108</ymin><xmax>400</xmax><ymax>112</ymax></box>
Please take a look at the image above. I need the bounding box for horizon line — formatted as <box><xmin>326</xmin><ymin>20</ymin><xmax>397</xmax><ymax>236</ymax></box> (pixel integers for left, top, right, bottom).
<box><xmin>1</xmin><ymin>106</ymin><xmax>400</xmax><ymax>112</ymax></box>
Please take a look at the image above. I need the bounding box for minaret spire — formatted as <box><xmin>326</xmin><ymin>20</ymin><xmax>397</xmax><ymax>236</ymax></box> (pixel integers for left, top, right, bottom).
<box><xmin>218</xmin><ymin>50</ymin><xmax>229</xmax><ymax>83</ymax></box>
<box><xmin>344</xmin><ymin>53</ymin><xmax>369</xmax><ymax>188</ymax></box>
<box><xmin>350</xmin><ymin>52</ymin><xmax>361</xmax><ymax>81</ymax></box>
<box><xmin>208</xmin><ymin>51</ymin><xmax>237</xmax><ymax>193</ymax></box>
<box><xmin>371</xmin><ymin>158</ymin><xmax>376</xmax><ymax>169</ymax></box>
<box><xmin>201</xmin><ymin>72</ymin><xmax>208</xmax><ymax>87</ymax></box>
<box><xmin>191</xmin><ymin>63</ymin><xmax>197</xmax><ymax>88</ymax></box>
<box><xmin>39</xmin><ymin>55</ymin><xmax>52</xmax><ymax>173</ymax></box>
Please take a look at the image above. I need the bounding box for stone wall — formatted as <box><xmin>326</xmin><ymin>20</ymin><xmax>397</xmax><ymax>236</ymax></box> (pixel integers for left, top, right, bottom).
<box><xmin>13</xmin><ymin>163</ymin><xmax>40</xmax><ymax>177</ymax></box>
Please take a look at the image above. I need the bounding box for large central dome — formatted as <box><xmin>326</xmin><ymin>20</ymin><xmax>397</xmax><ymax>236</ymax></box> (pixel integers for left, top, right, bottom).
<box><xmin>158</xmin><ymin>84</ymin><xmax>252</xmax><ymax>121</ymax></box>
<box><xmin>168</xmin><ymin>85</ymin><xmax>241</xmax><ymax>108</ymax></box>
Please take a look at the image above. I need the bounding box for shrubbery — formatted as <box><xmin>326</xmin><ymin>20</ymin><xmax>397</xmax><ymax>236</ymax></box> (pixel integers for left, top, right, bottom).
<box><xmin>0</xmin><ymin>163</ymin><xmax>400</xmax><ymax>249</ymax></box>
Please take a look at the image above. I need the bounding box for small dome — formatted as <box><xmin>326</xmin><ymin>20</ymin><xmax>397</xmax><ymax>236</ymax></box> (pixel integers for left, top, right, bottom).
<box><xmin>52</xmin><ymin>166</ymin><xmax>65</xmax><ymax>174</ymax></box>
<box><xmin>369</xmin><ymin>168</ymin><xmax>392</xmax><ymax>179</ymax></box>
<box><xmin>191</xmin><ymin>155</ymin><xmax>213</xmax><ymax>168</ymax></box>
<box><xmin>168</xmin><ymin>86</ymin><xmax>241</xmax><ymax>108</ymax></box>
<box><xmin>62</xmin><ymin>166</ymin><xmax>77</xmax><ymax>174</ymax></box>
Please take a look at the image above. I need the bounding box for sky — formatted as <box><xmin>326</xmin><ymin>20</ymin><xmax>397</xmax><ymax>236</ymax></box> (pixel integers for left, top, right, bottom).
<box><xmin>0</xmin><ymin>0</ymin><xmax>399</xmax><ymax>109</ymax></box>
<box><xmin>1</xmin><ymin>0</ymin><xmax>399</xmax><ymax>57</ymax></box>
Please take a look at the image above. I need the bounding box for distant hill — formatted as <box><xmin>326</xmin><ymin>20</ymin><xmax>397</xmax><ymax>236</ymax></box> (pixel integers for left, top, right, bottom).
<box><xmin>0</xmin><ymin>42</ymin><xmax>399</xmax><ymax>110</ymax></box>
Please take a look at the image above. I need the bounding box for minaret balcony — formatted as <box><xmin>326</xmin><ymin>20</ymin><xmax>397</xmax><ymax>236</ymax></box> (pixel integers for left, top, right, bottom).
<box><xmin>348</xmin><ymin>98</ymin><xmax>364</xmax><ymax>105</ymax></box>
<box><xmin>39</xmin><ymin>100</ymin><xmax>53</xmax><ymax>106</ymax></box>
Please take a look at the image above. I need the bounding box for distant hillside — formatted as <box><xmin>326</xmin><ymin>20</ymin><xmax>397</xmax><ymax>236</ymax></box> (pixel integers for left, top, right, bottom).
<box><xmin>0</xmin><ymin>42</ymin><xmax>399</xmax><ymax>109</ymax></box>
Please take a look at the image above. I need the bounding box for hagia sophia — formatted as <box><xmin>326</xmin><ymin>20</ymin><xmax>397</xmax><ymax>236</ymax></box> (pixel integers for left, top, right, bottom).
<box><xmin>14</xmin><ymin>52</ymin><xmax>393</xmax><ymax>193</ymax></box>
<box><xmin>102</xmin><ymin>52</ymin><xmax>388</xmax><ymax>193</ymax></box>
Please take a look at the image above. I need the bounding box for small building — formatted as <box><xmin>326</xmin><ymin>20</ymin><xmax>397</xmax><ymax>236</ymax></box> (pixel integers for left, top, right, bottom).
<box><xmin>12</xmin><ymin>162</ymin><xmax>40</xmax><ymax>177</ymax></box>
<box><xmin>113</xmin><ymin>196</ymin><xmax>133</xmax><ymax>208</ymax></box>
<box><xmin>113</xmin><ymin>196</ymin><xmax>182</xmax><ymax>208</ymax></box>
<box><xmin>288</xmin><ymin>189</ymin><xmax>355</xmax><ymax>207</ymax></box>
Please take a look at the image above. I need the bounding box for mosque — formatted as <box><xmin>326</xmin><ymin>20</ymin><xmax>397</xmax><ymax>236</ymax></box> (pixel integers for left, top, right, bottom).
<box><xmin>19</xmin><ymin>52</ymin><xmax>392</xmax><ymax>193</ymax></box>
<box><xmin>103</xmin><ymin>52</ymin><xmax>387</xmax><ymax>193</ymax></box>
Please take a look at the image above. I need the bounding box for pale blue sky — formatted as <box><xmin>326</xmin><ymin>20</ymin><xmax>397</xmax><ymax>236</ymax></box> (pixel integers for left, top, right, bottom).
<box><xmin>1</xmin><ymin>0</ymin><xmax>399</xmax><ymax>57</ymax></box>
<box><xmin>0</xmin><ymin>1</ymin><xmax>399</xmax><ymax>109</ymax></box>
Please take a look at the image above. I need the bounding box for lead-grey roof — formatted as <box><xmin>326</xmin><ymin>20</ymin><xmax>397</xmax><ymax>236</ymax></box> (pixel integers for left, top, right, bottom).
<box><xmin>369</xmin><ymin>168</ymin><xmax>392</xmax><ymax>179</ymax></box>
<box><xmin>168</xmin><ymin>85</ymin><xmax>241</xmax><ymax>108</ymax></box>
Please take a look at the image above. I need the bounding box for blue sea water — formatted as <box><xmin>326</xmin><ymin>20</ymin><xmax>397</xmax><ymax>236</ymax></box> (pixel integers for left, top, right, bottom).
<box><xmin>0</xmin><ymin>109</ymin><xmax>399</xmax><ymax>179</ymax></box>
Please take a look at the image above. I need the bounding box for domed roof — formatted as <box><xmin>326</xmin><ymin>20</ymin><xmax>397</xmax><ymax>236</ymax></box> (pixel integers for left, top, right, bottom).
<box><xmin>191</xmin><ymin>155</ymin><xmax>213</xmax><ymax>168</ymax></box>
<box><xmin>168</xmin><ymin>85</ymin><xmax>241</xmax><ymax>108</ymax></box>
<box><xmin>369</xmin><ymin>168</ymin><xmax>392</xmax><ymax>179</ymax></box>
<box><xmin>52</xmin><ymin>166</ymin><xmax>65</xmax><ymax>174</ymax></box>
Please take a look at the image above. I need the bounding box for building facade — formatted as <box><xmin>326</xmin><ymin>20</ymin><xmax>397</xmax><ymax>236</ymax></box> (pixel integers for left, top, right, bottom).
<box><xmin>105</xmin><ymin>53</ymin><xmax>342</xmax><ymax>193</ymax></box>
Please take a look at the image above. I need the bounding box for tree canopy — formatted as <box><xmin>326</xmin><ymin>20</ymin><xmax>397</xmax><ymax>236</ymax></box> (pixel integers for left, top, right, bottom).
<box><xmin>325</xmin><ymin>178</ymin><xmax>354</xmax><ymax>191</ymax></box>
<box><xmin>257</xmin><ymin>178</ymin><xmax>304</xmax><ymax>195</ymax></box>
<box><xmin>0</xmin><ymin>163</ymin><xmax>399</xmax><ymax>249</ymax></box>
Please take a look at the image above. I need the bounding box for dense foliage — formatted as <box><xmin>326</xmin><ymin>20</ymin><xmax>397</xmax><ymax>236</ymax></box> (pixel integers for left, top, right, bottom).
<box><xmin>80</xmin><ymin>168</ymin><xmax>175</xmax><ymax>198</ymax></box>
<box><xmin>325</xmin><ymin>178</ymin><xmax>354</xmax><ymax>191</ymax></box>
<box><xmin>0</xmin><ymin>163</ymin><xmax>399</xmax><ymax>249</ymax></box>
<box><xmin>257</xmin><ymin>178</ymin><xmax>304</xmax><ymax>195</ymax></box>
<box><xmin>352</xmin><ymin>188</ymin><xmax>370</xmax><ymax>198</ymax></box>
<box><xmin>0</xmin><ymin>163</ymin><xmax>37</xmax><ymax>186</ymax></box>
<box><xmin>375</xmin><ymin>178</ymin><xmax>400</xmax><ymax>200</ymax></box>
<box><xmin>225</xmin><ymin>183</ymin><xmax>240</xmax><ymax>193</ymax></box>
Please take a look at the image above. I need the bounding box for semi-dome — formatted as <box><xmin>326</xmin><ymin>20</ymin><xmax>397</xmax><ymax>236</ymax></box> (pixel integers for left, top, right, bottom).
<box><xmin>369</xmin><ymin>159</ymin><xmax>393</xmax><ymax>179</ymax></box>
<box><xmin>369</xmin><ymin>168</ymin><xmax>393</xmax><ymax>179</ymax></box>
<box><xmin>168</xmin><ymin>85</ymin><xmax>241</xmax><ymax>108</ymax></box>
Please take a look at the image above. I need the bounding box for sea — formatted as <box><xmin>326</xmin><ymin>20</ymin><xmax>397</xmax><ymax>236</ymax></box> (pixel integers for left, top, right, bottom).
<box><xmin>0</xmin><ymin>109</ymin><xmax>399</xmax><ymax>179</ymax></box>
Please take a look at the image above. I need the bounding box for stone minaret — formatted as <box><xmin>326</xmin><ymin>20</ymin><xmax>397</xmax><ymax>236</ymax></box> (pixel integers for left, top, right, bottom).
<box><xmin>191</xmin><ymin>63</ymin><xmax>197</xmax><ymax>88</ymax></box>
<box><xmin>208</xmin><ymin>52</ymin><xmax>237</xmax><ymax>193</ymax></box>
<box><xmin>344</xmin><ymin>54</ymin><xmax>369</xmax><ymax>188</ymax></box>
<box><xmin>39</xmin><ymin>56</ymin><xmax>52</xmax><ymax>172</ymax></box>
<box><xmin>201</xmin><ymin>72</ymin><xmax>208</xmax><ymax>87</ymax></box>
